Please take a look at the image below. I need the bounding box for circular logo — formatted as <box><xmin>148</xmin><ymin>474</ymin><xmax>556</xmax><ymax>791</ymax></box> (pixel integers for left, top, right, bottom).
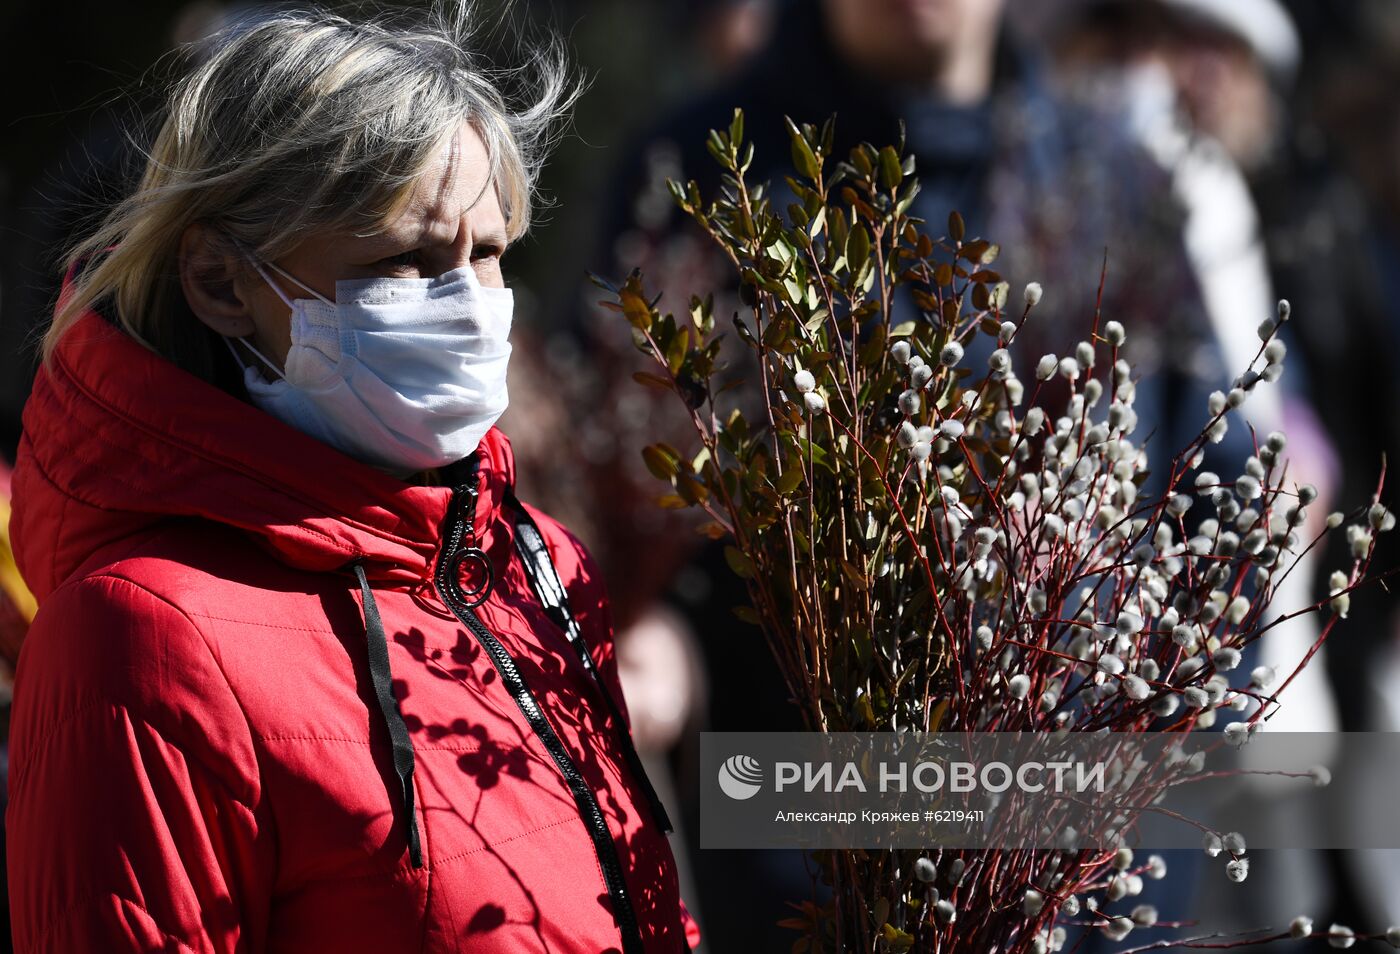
<box><xmin>718</xmin><ymin>754</ymin><xmax>764</xmax><ymax>800</ymax></box>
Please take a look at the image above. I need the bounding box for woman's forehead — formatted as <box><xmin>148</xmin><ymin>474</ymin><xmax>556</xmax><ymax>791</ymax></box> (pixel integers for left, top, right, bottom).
<box><xmin>386</xmin><ymin>122</ymin><xmax>500</xmax><ymax>242</ymax></box>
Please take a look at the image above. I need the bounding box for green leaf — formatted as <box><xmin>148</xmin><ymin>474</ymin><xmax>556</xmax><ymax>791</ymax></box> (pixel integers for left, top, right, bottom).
<box><xmin>892</xmin><ymin>659</ymin><xmax>921</xmax><ymax>694</ymax></box>
<box><xmin>632</xmin><ymin>370</ymin><xmax>671</xmax><ymax>391</ymax></box>
<box><xmin>728</xmin><ymin>108</ymin><xmax>744</xmax><ymax>150</ymax></box>
<box><xmin>619</xmin><ymin>275</ymin><xmax>654</xmax><ymax>329</ymax></box>
<box><xmin>732</xmin><ymin>314</ymin><xmax>758</xmax><ymax>348</ymax></box>
<box><xmin>785</xmin><ymin>117</ymin><xmax>821</xmax><ymax>181</ymax></box>
<box><xmin>762</xmin><ymin>312</ymin><xmax>790</xmax><ymax>349</ymax></box>
<box><xmin>732</xmin><ymin>605</ymin><xmax>762</xmax><ymax>626</ymax></box>
<box><xmin>858</xmin><ymin>323</ymin><xmax>887</xmax><ymax>367</ymax></box>
<box><xmin>795</xmin><ymin>436</ymin><xmax>833</xmax><ymax>473</ymax></box>
<box><xmin>881</xmin><ymin>923</ymin><xmax>915</xmax><ymax>951</ymax></box>
<box><xmin>586</xmin><ymin>271</ymin><xmax>619</xmax><ymax>294</ymax></box>
<box><xmin>676</xmin><ymin>471</ymin><xmax>709</xmax><ymax>505</ymax></box>
<box><xmin>792</xmin><ymin>524</ymin><xmax>811</xmax><ymax>555</ymax></box>
<box><xmin>697</xmin><ymin>521</ymin><xmax>728</xmax><ymax>540</ymax></box>
<box><xmin>959</xmin><ymin>239</ymin><xmax>991</xmax><ymax>263</ymax></box>
<box><xmin>706</xmin><ymin>129</ymin><xmax>728</xmax><ymax>168</ymax></box>
<box><xmin>775</xmin><ymin>462</ymin><xmax>805</xmax><ymax>495</ymax></box>
<box><xmin>722</xmin><ymin>465</ymin><xmax>740</xmax><ymax>501</ymax></box>
<box><xmin>725</xmin><ymin>546</ymin><xmax>758</xmax><ymax>579</ymax></box>
<box><xmin>941</xmin><ymin>298</ymin><xmax>959</xmax><ymax>326</ymax></box>
<box><xmin>851</xmin><ymin>145</ymin><xmax>874</xmax><ymax>177</ymax></box>
<box><xmin>853</xmin><ymin>687</ymin><xmax>876</xmax><ymax>724</ymax></box>
<box><xmin>665</xmin><ymin>326</ymin><xmax>688</xmax><ymax>374</ymax></box>
<box><xmin>846</xmin><ymin>225</ymin><xmax>870</xmax><ymax>275</ymax></box>
<box><xmin>878</xmin><ymin>145</ymin><xmax>903</xmax><ymax>191</ymax></box>
<box><xmin>894</xmin><ymin>179</ymin><xmax>922</xmax><ymax>217</ymax></box>
<box><xmin>688</xmin><ymin>294</ymin><xmax>711</xmax><ymax>333</ymax></box>
<box><xmin>641</xmin><ymin>443</ymin><xmax>681</xmax><ymax>480</ymax></box>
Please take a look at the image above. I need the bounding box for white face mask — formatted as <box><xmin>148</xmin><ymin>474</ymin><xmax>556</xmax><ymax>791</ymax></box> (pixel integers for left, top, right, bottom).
<box><xmin>222</xmin><ymin>256</ymin><xmax>513</xmax><ymax>479</ymax></box>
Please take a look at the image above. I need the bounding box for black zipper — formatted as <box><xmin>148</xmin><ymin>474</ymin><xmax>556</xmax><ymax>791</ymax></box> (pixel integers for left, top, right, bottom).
<box><xmin>434</xmin><ymin>458</ymin><xmax>645</xmax><ymax>954</ymax></box>
<box><xmin>507</xmin><ymin>489</ymin><xmax>674</xmax><ymax>838</ymax></box>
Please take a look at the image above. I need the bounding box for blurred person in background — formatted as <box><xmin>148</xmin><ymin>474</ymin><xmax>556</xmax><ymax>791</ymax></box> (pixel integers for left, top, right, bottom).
<box><xmin>1053</xmin><ymin>0</ymin><xmax>1400</xmax><ymax>947</ymax></box>
<box><xmin>1274</xmin><ymin>0</ymin><xmax>1400</xmax><ymax>940</ymax></box>
<box><xmin>570</xmin><ymin>0</ymin><xmax>1284</xmax><ymax>946</ymax></box>
<box><xmin>1273</xmin><ymin>0</ymin><xmax>1400</xmax><ymax>734</ymax></box>
<box><xmin>689</xmin><ymin>0</ymin><xmax>774</xmax><ymax>79</ymax></box>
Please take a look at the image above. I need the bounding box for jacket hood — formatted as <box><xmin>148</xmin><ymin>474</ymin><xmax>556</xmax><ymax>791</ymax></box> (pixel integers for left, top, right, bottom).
<box><xmin>11</xmin><ymin>296</ymin><xmax>517</xmax><ymax>603</ymax></box>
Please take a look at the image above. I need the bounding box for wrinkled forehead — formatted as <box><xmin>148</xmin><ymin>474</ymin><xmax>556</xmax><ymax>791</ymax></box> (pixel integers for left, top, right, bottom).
<box><xmin>379</xmin><ymin>121</ymin><xmax>500</xmax><ymax>242</ymax></box>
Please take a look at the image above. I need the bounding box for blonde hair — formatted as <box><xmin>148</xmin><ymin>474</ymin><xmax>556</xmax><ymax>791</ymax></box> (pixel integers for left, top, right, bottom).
<box><xmin>44</xmin><ymin>1</ymin><xmax>577</xmax><ymax>378</ymax></box>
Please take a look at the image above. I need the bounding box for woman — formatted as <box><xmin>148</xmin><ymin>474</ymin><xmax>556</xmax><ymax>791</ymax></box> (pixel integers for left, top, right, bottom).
<box><xmin>5</xmin><ymin>5</ymin><xmax>699</xmax><ymax>952</ymax></box>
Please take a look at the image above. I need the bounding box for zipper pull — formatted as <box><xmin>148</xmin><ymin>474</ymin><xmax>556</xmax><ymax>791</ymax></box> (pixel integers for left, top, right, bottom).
<box><xmin>456</xmin><ymin>453</ymin><xmax>486</xmax><ymax>533</ymax></box>
<box><xmin>446</xmin><ymin>454</ymin><xmax>494</xmax><ymax>608</ymax></box>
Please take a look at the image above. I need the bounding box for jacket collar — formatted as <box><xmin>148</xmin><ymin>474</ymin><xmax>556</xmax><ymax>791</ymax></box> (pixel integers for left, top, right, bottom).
<box><xmin>12</xmin><ymin>301</ymin><xmax>515</xmax><ymax>601</ymax></box>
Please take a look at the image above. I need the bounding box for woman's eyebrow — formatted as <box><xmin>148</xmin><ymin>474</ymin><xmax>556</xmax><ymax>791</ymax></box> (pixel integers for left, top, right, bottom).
<box><xmin>359</xmin><ymin>223</ymin><xmax>424</xmax><ymax>251</ymax></box>
<box><xmin>361</xmin><ymin>219</ymin><xmax>449</xmax><ymax>252</ymax></box>
<box><xmin>474</xmin><ymin>225</ymin><xmax>509</xmax><ymax>248</ymax></box>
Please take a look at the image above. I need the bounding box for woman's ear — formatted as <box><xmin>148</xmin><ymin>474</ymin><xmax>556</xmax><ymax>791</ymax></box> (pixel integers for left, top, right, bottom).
<box><xmin>179</xmin><ymin>223</ymin><xmax>257</xmax><ymax>337</ymax></box>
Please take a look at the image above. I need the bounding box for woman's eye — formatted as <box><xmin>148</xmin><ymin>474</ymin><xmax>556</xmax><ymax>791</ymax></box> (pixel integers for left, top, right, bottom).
<box><xmin>471</xmin><ymin>244</ymin><xmax>503</xmax><ymax>262</ymax></box>
<box><xmin>380</xmin><ymin>250</ymin><xmax>422</xmax><ymax>270</ymax></box>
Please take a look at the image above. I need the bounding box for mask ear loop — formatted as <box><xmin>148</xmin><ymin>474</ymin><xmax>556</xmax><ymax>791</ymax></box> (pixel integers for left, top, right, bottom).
<box><xmin>221</xmin><ymin>330</ymin><xmax>288</xmax><ymax>382</ymax></box>
<box><xmin>256</xmin><ymin>258</ymin><xmax>336</xmax><ymax>307</ymax></box>
<box><xmin>217</xmin><ymin>234</ymin><xmax>334</xmax><ymax>380</ymax></box>
<box><xmin>224</xmin><ymin>233</ymin><xmax>336</xmax><ymax>306</ymax></box>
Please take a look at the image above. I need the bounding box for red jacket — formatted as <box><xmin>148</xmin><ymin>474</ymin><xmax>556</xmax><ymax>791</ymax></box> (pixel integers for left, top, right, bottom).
<box><xmin>7</xmin><ymin>301</ymin><xmax>701</xmax><ymax>953</ymax></box>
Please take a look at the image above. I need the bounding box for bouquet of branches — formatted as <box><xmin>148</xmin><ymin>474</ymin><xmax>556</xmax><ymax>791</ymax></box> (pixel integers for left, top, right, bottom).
<box><xmin>593</xmin><ymin>110</ymin><xmax>1395</xmax><ymax>952</ymax></box>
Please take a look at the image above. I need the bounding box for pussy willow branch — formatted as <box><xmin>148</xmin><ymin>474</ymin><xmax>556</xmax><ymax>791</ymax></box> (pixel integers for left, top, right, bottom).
<box><xmin>632</xmin><ymin>320</ymin><xmax>813</xmax><ymax>717</ymax></box>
